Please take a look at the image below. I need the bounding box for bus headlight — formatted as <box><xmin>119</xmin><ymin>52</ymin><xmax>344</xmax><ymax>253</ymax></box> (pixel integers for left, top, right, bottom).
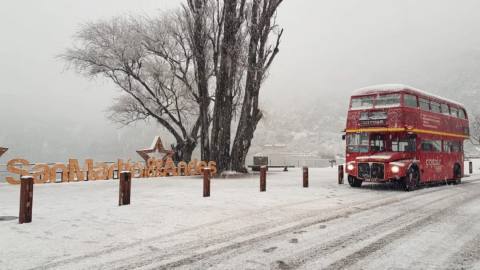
<box><xmin>391</xmin><ymin>165</ymin><xmax>400</xmax><ymax>174</ymax></box>
<box><xmin>347</xmin><ymin>164</ymin><xmax>355</xmax><ymax>171</ymax></box>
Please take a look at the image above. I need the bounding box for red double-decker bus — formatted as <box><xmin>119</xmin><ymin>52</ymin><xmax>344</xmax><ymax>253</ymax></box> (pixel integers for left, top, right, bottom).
<box><xmin>344</xmin><ymin>84</ymin><xmax>469</xmax><ymax>191</ymax></box>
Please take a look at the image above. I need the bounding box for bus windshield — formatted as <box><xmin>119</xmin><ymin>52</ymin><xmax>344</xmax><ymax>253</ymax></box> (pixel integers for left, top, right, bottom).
<box><xmin>347</xmin><ymin>133</ymin><xmax>416</xmax><ymax>153</ymax></box>
<box><xmin>347</xmin><ymin>133</ymin><xmax>369</xmax><ymax>153</ymax></box>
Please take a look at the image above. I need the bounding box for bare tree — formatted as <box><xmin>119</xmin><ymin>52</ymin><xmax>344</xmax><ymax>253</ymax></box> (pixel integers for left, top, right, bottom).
<box><xmin>210</xmin><ymin>0</ymin><xmax>248</xmax><ymax>172</ymax></box>
<box><xmin>63</xmin><ymin>0</ymin><xmax>285</xmax><ymax>172</ymax></box>
<box><xmin>184</xmin><ymin>0</ymin><xmax>213</xmax><ymax>161</ymax></box>
<box><xmin>62</xmin><ymin>16</ymin><xmax>201</xmax><ymax>161</ymax></box>
<box><xmin>231</xmin><ymin>0</ymin><xmax>284</xmax><ymax>172</ymax></box>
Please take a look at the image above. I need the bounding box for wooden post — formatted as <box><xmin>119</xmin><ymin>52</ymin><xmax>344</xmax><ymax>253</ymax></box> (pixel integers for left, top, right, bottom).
<box><xmin>19</xmin><ymin>176</ymin><xmax>34</xmax><ymax>224</ymax></box>
<box><xmin>303</xmin><ymin>166</ymin><xmax>309</xmax><ymax>188</ymax></box>
<box><xmin>119</xmin><ymin>171</ymin><xmax>131</xmax><ymax>206</ymax></box>
<box><xmin>203</xmin><ymin>168</ymin><xmax>211</xmax><ymax>197</ymax></box>
<box><xmin>338</xmin><ymin>165</ymin><xmax>344</xmax><ymax>184</ymax></box>
<box><xmin>260</xmin><ymin>166</ymin><xmax>267</xmax><ymax>192</ymax></box>
<box><xmin>469</xmin><ymin>161</ymin><xmax>473</xmax><ymax>174</ymax></box>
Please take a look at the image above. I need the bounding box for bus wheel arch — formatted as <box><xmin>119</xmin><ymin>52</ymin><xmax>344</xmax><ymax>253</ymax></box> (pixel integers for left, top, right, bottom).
<box><xmin>348</xmin><ymin>175</ymin><xmax>363</xmax><ymax>188</ymax></box>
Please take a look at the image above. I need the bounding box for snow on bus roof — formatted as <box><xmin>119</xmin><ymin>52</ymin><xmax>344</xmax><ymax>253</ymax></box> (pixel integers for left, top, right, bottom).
<box><xmin>352</xmin><ymin>84</ymin><xmax>464</xmax><ymax>107</ymax></box>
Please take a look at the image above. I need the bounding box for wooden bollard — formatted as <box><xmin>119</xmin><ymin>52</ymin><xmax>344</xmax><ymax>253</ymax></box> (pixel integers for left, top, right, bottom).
<box><xmin>203</xmin><ymin>168</ymin><xmax>211</xmax><ymax>197</ymax></box>
<box><xmin>19</xmin><ymin>176</ymin><xmax>34</xmax><ymax>224</ymax></box>
<box><xmin>469</xmin><ymin>161</ymin><xmax>473</xmax><ymax>174</ymax></box>
<box><xmin>338</xmin><ymin>165</ymin><xmax>344</xmax><ymax>184</ymax></box>
<box><xmin>303</xmin><ymin>166</ymin><xmax>309</xmax><ymax>188</ymax></box>
<box><xmin>260</xmin><ymin>166</ymin><xmax>267</xmax><ymax>192</ymax></box>
<box><xmin>119</xmin><ymin>171</ymin><xmax>132</xmax><ymax>206</ymax></box>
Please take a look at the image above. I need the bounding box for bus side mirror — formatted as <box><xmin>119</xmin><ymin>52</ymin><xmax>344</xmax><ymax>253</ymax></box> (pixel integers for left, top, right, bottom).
<box><xmin>342</xmin><ymin>135</ymin><xmax>346</xmax><ymax>141</ymax></box>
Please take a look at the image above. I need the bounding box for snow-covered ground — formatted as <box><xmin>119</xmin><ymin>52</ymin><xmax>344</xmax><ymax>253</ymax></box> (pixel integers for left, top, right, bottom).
<box><xmin>1</xmin><ymin>167</ymin><xmax>480</xmax><ymax>269</ymax></box>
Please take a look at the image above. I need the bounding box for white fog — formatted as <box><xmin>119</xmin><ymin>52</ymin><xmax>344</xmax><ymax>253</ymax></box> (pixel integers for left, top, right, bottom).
<box><xmin>2</xmin><ymin>1</ymin><xmax>480</xmax><ymax>269</ymax></box>
<box><xmin>1</xmin><ymin>0</ymin><xmax>480</xmax><ymax>162</ymax></box>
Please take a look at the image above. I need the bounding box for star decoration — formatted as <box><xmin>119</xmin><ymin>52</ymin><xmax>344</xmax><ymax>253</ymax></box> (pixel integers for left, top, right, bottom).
<box><xmin>0</xmin><ymin>147</ymin><xmax>7</xmax><ymax>158</ymax></box>
<box><xmin>136</xmin><ymin>136</ymin><xmax>174</xmax><ymax>162</ymax></box>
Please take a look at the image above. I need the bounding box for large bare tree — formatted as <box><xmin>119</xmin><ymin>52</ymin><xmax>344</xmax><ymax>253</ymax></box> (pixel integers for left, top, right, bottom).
<box><xmin>63</xmin><ymin>16</ymin><xmax>201</xmax><ymax>161</ymax></box>
<box><xmin>210</xmin><ymin>0</ymin><xmax>248</xmax><ymax>172</ymax></box>
<box><xmin>63</xmin><ymin>0</ymin><xmax>284</xmax><ymax>172</ymax></box>
<box><xmin>192</xmin><ymin>0</ymin><xmax>284</xmax><ymax>172</ymax></box>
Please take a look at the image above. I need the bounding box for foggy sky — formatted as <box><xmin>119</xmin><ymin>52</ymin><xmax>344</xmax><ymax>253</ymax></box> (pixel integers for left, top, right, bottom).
<box><xmin>1</xmin><ymin>0</ymin><xmax>480</xmax><ymax>162</ymax></box>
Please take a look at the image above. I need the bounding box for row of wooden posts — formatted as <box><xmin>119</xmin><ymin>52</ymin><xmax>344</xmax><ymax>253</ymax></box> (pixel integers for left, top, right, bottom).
<box><xmin>18</xmin><ymin>165</ymin><xmax>346</xmax><ymax>224</ymax></box>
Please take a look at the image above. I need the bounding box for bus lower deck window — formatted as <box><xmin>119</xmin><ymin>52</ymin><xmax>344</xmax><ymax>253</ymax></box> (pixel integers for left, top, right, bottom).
<box><xmin>392</xmin><ymin>138</ymin><xmax>416</xmax><ymax>152</ymax></box>
<box><xmin>421</xmin><ymin>140</ymin><xmax>442</xmax><ymax>152</ymax></box>
<box><xmin>347</xmin><ymin>133</ymin><xmax>369</xmax><ymax>153</ymax></box>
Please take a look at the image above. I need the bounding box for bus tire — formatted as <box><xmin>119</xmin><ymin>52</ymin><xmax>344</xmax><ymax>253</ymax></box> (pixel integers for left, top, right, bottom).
<box><xmin>453</xmin><ymin>163</ymin><xmax>462</xmax><ymax>185</ymax></box>
<box><xmin>404</xmin><ymin>166</ymin><xmax>419</xmax><ymax>191</ymax></box>
<box><xmin>348</xmin><ymin>175</ymin><xmax>363</xmax><ymax>188</ymax></box>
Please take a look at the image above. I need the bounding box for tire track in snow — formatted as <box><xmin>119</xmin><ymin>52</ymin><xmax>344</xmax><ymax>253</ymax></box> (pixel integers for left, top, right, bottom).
<box><xmin>109</xmin><ymin>183</ymin><xmax>472</xmax><ymax>269</ymax></box>
<box><xmin>190</xmin><ymin>190</ymin><xmax>461</xmax><ymax>270</ymax></box>
<box><xmin>446</xmin><ymin>234</ymin><xmax>480</xmax><ymax>270</ymax></box>
<box><xmin>36</xmin><ymin>179</ymin><xmax>480</xmax><ymax>270</ymax></box>
<box><xmin>309</xmin><ymin>189</ymin><xmax>480</xmax><ymax>270</ymax></box>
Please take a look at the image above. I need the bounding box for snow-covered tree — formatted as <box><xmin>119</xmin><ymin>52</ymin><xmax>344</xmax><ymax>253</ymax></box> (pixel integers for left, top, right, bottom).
<box><xmin>63</xmin><ymin>0</ymin><xmax>285</xmax><ymax>172</ymax></box>
<box><xmin>62</xmin><ymin>15</ymin><xmax>201</xmax><ymax>161</ymax></box>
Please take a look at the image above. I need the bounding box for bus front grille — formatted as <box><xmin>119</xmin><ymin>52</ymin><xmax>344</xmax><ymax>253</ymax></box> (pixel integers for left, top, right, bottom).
<box><xmin>371</xmin><ymin>163</ymin><xmax>385</xmax><ymax>179</ymax></box>
<box><xmin>358</xmin><ymin>163</ymin><xmax>385</xmax><ymax>180</ymax></box>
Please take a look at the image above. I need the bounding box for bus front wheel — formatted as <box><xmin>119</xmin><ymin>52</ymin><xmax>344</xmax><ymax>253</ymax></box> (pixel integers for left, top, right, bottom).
<box><xmin>404</xmin><ymin>166</ymin><xmax>419</xmax><ymax>191</ymax></box>
<box><xmin>348</xmin><ymin>175</ymin><xmax>363</xmax><ymax>188</ymax></box>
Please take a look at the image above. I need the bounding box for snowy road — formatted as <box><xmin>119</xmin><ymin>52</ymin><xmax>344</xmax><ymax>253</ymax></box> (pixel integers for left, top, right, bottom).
<box><xmin>1</xmin><ymin>168</ymin><xmax>480</xmax><ymax>270</ymax></box>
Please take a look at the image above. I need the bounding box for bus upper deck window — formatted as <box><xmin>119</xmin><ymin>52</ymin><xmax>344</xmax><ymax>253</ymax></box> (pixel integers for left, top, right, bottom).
<box><xmin>441</xmin><ymin>104</ymin><xmax>450</xmax><ymax>115</ymax></box>
<box><xmin>430</xmin><ymin>102</ymin><xmax>441</xmax><ymax>113</ymax></box>
<box><xmin>375</xmin><ymin>94</ymin><xmax>400</xmax><ymax>108</ymax></box>
<box><xmin>351</xmin><ymin>96</ymin><xmax>374</xmax><ymax>109</ymax></box>
<box><xmin>459</xmin><ymin>109</ymin><xmax>466</xmax><ymax>119</ymax></box>
<box><xmin>450</xmin><ymin>107</ymin><xmax>459</xmax><ymax>118</ymax></box>
<box><xmin>419</xmin><ymin>98</ymin><xmax>430</xmax><ymax>111</ymax></box>
<box><xmin>404</xmin><ymin>94</ymin><xmax>418</xmax><ymax>108</ymax></box>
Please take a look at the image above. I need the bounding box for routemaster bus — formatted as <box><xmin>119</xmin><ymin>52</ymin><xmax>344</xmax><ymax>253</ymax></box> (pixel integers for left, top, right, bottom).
<box><xmin>344</xmin><ymin>84</ymin><xmax>469</xmax><ymax>191</ymax></box>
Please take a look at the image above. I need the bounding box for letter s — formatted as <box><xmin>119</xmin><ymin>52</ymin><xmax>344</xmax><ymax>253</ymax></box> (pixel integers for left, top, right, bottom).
<box><xmin>6</xmin><ymin>159</ymin><xmax>30</xmax><ymax>185</ymax></box>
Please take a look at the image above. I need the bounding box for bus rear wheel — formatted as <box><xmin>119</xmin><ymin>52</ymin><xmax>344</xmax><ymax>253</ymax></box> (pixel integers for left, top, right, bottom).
<box><xmin>453</xmin><ymin>163</ymin><xmax>462</xmax><ymax>185</ymax></box>
<box><xmin>403</xmin><ymin>166</ymin><xmax>419</xmax><ymax>192</ymax></box>
<box><xmin>348</xmin><ymin>175</ymin><xmax>363</xmax><ymax>188</ymax></box>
